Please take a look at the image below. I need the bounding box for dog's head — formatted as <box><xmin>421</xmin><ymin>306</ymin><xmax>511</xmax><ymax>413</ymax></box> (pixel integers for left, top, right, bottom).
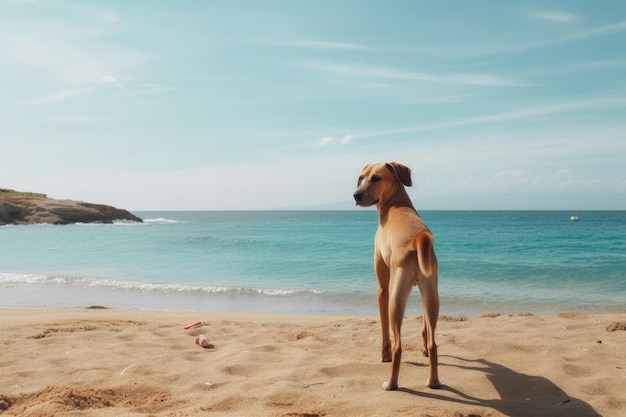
<box><xmin>353</xmin><ymin>162</ymin><xmax>412</xmax><ymax>207</ymax></box>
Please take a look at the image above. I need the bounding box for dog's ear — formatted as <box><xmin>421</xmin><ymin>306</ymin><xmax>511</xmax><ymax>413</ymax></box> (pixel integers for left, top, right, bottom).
<box><xmin>385</xmin><ymin>162</ymin><xmax>412</xmax><ymax>187</ymax></box>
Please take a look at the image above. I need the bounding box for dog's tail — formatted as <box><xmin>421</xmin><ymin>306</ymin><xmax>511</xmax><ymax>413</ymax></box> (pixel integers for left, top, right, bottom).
<box><xmin>415</xmin><ymin>231</ymin><xmax>436</xmax><ymax>278</ymax></box>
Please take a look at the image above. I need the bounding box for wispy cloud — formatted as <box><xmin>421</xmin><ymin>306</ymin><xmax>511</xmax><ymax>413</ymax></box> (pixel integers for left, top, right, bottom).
<box><xmin>125</xmin><ymin>83</ymin><xmax>181</xmax><ymax>95</ymax></box>
<box><xmin>317</xmin><ymin>136</ymin><xmax>334</xmax><ymax>147</ymax></box>
<box><xmin>339</xmin><ymin>134</ymin><xmax>353</xmax><ymax>145</ymax></box>
<box><xmin>2</xmin><ymin>7</ymin><xmax>150</xmax><ymax>85</ymax></box>
<box><xmin>574</xmin><ymin>59</ymin><xmax>626</xmax><ymax>71</ymax></box>
<box><xmin>521</xmin><ymin>59</ymin><xmax>626</xmax><ymax>78</ymax></box>
<box><xmin>301</xmin><ymin>40</ymin><xmax>374</xmax><ymax>50</ymax></box>
<box><xmin>419</xmin><ymin>19</ymin><xmax>626</xmax><ymax>57</ymax></box>
<box><xmin>512</xmin><ymin>19</ymin><xmax>626</xmax><ymax>52</ymax></box>
<box><xmin>188</xmin><ymin>75</ymin><xmax>237</xmax><ymax>82</ymax></box>
<box><xmin>99</xmin><ymin>9</ymin><xmax>120</xmax><ymax>24</ymax></box>
<box><xmin>488</xmin><ymin>169</ymin><xmax>544</xmax><ymax>188</ymax></box>
<box><xmin>363</xmin><ymin>82</ymin><xmax>393</xmax><ymax>89</ymax></box>
<box><xmin>25</xmin><ymin>87</ymin><xmax>91</xmax><ymax>105</ymax></box>
<box><xmin>4</xmin><ymin>35</ymin><xmax>146</xmax><ymax>86</ymax></box>
<box><xmin>574</xmin><ymin>19</ymin><xmax>626</xmax><ymax>39</ymax></box>
<box><xmin>353</xmin><ymin>95</ymin><xmax>626</xmax><ymax>140</ymax></box>
<box><xmin>305</xmin><ymin>61</ymin><xmax>525</xmax><ymax>87</ymax></box>
<box><xmin>316</xmin><ymin>134</ymin><xmax>353</xmax><ymax>147</ymax></box>
<box><xmin>99</xmin><ymin>75</ymin><xmax>118</xmax><ymax>84</ymax></box>
<box><xmin>475</xmin><ymin>168</ymin><xmax>616</xmax><ymax>193</ymax></box>
<box><xmin>37</xmin><ymin>115</ymin><xmax>105</xmax><ymax>123</ymax></box>
<box><xmin>527</xmin><ymin>9</ymin><xmax>579</xmax><ymax>23</ymax></box>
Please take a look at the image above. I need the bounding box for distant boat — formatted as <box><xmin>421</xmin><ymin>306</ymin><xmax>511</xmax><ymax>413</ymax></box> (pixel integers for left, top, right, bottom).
<box><xmin>570</xmin><ymin>215</ymin><xmax>580</xmax><ymax>221</ymax></box>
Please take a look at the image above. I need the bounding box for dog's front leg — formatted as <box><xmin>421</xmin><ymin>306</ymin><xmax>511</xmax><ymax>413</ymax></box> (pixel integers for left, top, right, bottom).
<box><xmin>382</xmin><ymin>270</ymin><xmax>413</xmax><ymax>391</ymax></box>
<box><xmin>374</xmin><ymin>253</ymin><xmax>391</xmax><ymax>363</ymax></box>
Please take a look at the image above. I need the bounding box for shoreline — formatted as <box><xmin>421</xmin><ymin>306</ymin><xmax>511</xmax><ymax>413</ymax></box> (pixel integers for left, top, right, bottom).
<box><xmin>1</xmin><ymin>308</ymin><xmax>625</xmax><ymax>416</ymax></box>
<box><xmin>3</xmin><ymin>276</ymin><xmax>624</xmax><ymax>318</ymax></box>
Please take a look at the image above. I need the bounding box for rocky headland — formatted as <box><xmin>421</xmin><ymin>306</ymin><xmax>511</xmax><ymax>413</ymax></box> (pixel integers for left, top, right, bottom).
<box><xmin>0</xmin><ymin>188</ymin><xmax>143</xmax><ymax>225</ymax></box>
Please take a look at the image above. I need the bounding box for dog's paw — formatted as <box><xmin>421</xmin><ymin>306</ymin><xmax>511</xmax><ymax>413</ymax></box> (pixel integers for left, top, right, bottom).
<box><xmin>381</xmin><ymin>381</ymin><xmax>398</xmax><ymax>391</ymax></box>
<box><xmin>427</xmin><ymin>379</ymin><xmax>441</xmax><ymax>389</ymax></box>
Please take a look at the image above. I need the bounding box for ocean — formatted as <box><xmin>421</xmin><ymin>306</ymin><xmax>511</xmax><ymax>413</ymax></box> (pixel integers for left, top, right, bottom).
<box><xmin>1</xmin><ymin>211</ymin><xmax>624</xmax><ymax>316</ymax></box>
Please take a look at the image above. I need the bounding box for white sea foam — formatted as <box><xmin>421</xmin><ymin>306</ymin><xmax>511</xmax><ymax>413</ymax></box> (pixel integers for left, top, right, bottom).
<box><xmin>85</xmin><ymin>278</ymin><xmax>300</xmax><ymax>297</ymax></box>
<box><xmin>0</xmin><ymin>272</ymin><xmax>49</xmax><ymax>284</ymax></box>
<box><xmin>0</xmin><ymin>272</ymin><xmax>79</xmax><ymax>285</ymax></box>
<box><xmin>143</xmin><ymin>217</ymin><xmax>183</xmax><ymax>224</ymax></box>
<box><xmin>112</xmin><ymin>220</ymin><xmax>146</xmax><ymax>226</ymax></box>
<box><xmin>0</xmin><ymin>272</ymin><xmax>306</xmax><ymax>297</ymax></box>
<box><xmin>72</xmin><ymin>220</ymin><xmax>145</xmax><ymax>227</ymax></box>
<box><xmin>74</xmin><ymin>218</ymin><xmax>177</xmax><ymax>226</ymax></box>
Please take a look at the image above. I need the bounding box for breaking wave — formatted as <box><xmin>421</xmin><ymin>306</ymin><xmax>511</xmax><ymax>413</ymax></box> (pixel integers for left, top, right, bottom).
<box><xmin>0</xmin><ymin>272</ymin><xmax>321</xmax><ymax>297</ymax></box>
<box><xmin>142</xmin><ymin>217</ymin><xmax>185</xmax><ymax>224</ymax></box>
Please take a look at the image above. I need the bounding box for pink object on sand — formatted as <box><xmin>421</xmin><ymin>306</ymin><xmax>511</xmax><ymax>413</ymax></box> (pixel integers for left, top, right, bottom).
<box><xmin>196</xmin><ymin>334</ymin><xmax>210</xmax><ymax>347</ymax></box>
<box><xmin>184</xmin><ymin>321</ymin><xmax>202</xmax><ymax>330</ymax></box>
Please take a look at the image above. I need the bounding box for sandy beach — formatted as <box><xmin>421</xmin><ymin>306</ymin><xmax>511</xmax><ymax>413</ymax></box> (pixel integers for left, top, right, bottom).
<box><xmin>0</xmin><ymin>308</ymin><xmax>624</xmax><ymax>417</ymax></box>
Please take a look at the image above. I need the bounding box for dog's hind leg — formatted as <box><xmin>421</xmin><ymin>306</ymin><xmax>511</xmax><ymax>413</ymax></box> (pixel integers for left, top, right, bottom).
<box><xmin>415</xmin><ymin>233</ymin><xmax>441</xmax><ymax>389</ymax></box>
<box><xmin>419</xmin><ymin>276</ymin><xmax>441</xmax><ymax>389</ymax></box>
<box><xmin>421</xmin><ymin>319</ymin><xmax>428</xmax><ymax>357</ymax></box>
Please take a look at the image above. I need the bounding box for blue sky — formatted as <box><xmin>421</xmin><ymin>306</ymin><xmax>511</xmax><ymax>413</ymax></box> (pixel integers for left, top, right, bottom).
<box><xmin>1</xmin><ymin>0</ymin><xmax>625</xmax><ymax>210</ymax></box>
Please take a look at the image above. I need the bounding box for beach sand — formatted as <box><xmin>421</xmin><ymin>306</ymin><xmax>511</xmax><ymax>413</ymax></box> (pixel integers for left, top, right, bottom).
<box><xmin>1</xmin><ymin>308</ymin><xmax>624</xmax><ymax>416</ymax></box>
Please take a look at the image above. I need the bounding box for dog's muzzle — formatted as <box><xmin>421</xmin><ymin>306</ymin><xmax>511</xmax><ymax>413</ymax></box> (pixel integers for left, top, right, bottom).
<box><xmin>353</xmin><ymin>192</ymin><xmax>377</xmax><ymax>206</ymax></box>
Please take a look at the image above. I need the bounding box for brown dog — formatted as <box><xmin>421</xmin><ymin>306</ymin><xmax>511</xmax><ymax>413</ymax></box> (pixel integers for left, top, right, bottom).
<box><xmin>353</xmin><ymin>162</ymin><xmax>441</xmax><ymax>391</ymax></box>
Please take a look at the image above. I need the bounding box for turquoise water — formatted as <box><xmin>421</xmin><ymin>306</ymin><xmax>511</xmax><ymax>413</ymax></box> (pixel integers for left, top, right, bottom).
<box><xmin>1</xmin><ymin>211</ymin><xmax>624</xmax><ymax>316</ymax></box>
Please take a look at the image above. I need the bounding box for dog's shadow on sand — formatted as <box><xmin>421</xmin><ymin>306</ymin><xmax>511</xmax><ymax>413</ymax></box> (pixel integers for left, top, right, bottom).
<box><xmin>402</xmin><ymin>355</ymin><xmax>601</xmax><ymax>417</ymax></box>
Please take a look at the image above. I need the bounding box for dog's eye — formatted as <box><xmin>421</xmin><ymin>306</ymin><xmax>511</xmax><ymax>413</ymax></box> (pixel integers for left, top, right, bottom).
<box><xmin>371</xmin><ymin>176</ymin><xmax>381</xmax><ymax>183</ymax></box>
